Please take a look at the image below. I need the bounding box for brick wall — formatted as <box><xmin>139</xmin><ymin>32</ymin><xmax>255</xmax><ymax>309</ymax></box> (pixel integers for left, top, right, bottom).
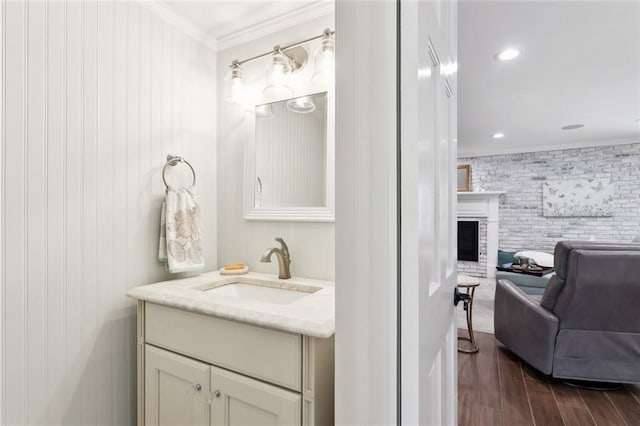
<box><xmin>459</xmin><ymin>143</ymin><xmax>640</xmax><ymax>252</ymax></box>
<box><xmin>458</xmin><ymin>218</ymin><xmax>488</xmax><ymax>277</ymax></box>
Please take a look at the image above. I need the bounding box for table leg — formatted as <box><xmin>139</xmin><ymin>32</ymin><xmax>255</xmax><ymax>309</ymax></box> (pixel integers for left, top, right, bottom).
<box><xmin>457</xmin><ymin>286</ymin><xmax>479</xmax><ymax>353</ymax></box>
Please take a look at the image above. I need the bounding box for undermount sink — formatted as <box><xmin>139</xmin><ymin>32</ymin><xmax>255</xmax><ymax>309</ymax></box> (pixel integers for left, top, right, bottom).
<box><xmin>200</xmin><ymin>280</ymin><xmax>321</xmax><ymax>305</ymax></box>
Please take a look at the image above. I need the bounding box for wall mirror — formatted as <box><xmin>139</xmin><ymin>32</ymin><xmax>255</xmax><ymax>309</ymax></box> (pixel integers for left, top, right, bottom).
<box><xmin>457</xmin><ymin>165</ymin><xmax>471</xmax><ymax>192</ymax></box>
<box><xmin>244</xmin><ymin>91</ymin><xmax>335</xmax><ymax>221</ymax></box>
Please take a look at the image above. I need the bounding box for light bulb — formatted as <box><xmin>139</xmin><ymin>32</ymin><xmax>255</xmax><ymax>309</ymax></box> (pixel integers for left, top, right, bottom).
<box><xmin>224</xmin><ymin>61</ymin><xmax>245</xmax><ymax>105</ymax></box>
<box><xmin>311</xmin><ymin>29</ymin><xmax>335</xmax><ymax>86</ymax></box>
<box><xmin>286</xmin><ymin>96</ymin><xmax>316</xmax><ymax>114</ymax></box>
<box><xmin>263</xmin><ymin>49</ymin><xmax>294</xmax><ymax>99</ymax></box>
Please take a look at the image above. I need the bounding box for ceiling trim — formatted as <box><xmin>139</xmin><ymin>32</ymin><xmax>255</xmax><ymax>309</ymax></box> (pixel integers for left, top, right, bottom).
<box><xmin>216</xmin><ymin>1</ymin><xmax>335</xmax><ymax>51</ymax></box>
<box><xmin>458</xmin><ymin>137</ymin><xmax>640</xmax><ymax>159</ymax></box>
<box><xmin>141</xmin><ymin>1</ymin><xmax>218</xmax><ymax>51</ymax></box>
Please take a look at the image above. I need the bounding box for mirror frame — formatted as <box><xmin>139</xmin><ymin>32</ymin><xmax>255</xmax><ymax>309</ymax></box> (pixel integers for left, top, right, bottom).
<box><xmin>243</xmin><ymin>89</ymin><xmax>335</xmax><ymax>222</ymax></box>
<box><xmin>457</xmin><ymin>164</ymin><xmax>471</xmax><ymax>192</ymax></box>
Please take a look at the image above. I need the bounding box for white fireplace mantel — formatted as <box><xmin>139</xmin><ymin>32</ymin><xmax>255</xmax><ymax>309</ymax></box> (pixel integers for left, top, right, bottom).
<box><xmin>457</xmin><ymin>191</ymin><xmax>505</xmax><ymax>278</ymax></box>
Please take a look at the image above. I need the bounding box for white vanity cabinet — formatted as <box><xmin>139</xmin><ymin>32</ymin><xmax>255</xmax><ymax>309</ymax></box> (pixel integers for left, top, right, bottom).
<box><xmin>137</xmin><ymin>301</ymin><xmax>334</xmax><ymax>426</ymax></box>
<box><xmin>145</xmin><ymin>345</ymin><xmax>210</xmax><ymax>426</ymax></box>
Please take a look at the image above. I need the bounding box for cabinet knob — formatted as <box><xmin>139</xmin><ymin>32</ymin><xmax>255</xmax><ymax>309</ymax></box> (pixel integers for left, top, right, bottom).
<box><xmin>214</xmin><ymin>390</ymin><xmax>221</xmax><ymax>398</ymax></box>
<box><xmin>194</xmin><ymin>384</ymin><xmax>202</xmax><ymax>391</ymax></box>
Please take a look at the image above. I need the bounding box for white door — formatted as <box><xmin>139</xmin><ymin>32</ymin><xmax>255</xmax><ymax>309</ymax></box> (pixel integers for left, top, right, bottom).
<box><xmin>209</xmin><ymin>365</ymin><xmax>301</xmax><ymax>426</ymax></box>
<box><xmin>145</xmin><ymin>345</ymin><xmax>211</xmax><ymax>426</ymax></box>
<box><xmin>400</xmin><ymin>0</ymin><xmax>459</xmax><ymax>424</ymax></box>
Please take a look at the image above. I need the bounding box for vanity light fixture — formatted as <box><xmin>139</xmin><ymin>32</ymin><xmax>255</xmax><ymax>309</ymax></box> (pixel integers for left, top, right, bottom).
<box><xmin>494</xmin><ymin>48</ymin><xmax>520</xmax><ymax>61</ymax></box>
<box><xmin>311</xmin><ymin>29</ymin><xmax>335</xmax><ymax>85</ymax></box>
<box><xmin>286</xmin><ymin>96</ymin><xmax>316</xmax><ymax>114</ymax></box>
<box><xmin>224</xmin><ymin>60</ymin><xmax>245</xmax><ymax>105</ymax></box>
<box><xmin>492</xmin><ymin>132</ymin><xmax>505</xmax><ymax>139</ymax></box>
<box><xmin>224</xmin><ymin>28</ymin><xmax>335</xmax><ymax>105</ymax></box>
<box><xmin>264</xmin><ymin>47</ymin><xmax>296</xmax><ymax>98</ymax></box>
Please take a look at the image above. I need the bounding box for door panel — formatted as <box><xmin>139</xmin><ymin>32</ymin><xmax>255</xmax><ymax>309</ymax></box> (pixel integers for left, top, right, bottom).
<box><xmin>210</xmin><ymin>366</ymin><xmax>301</xmax><ymax>426</ymax></box>
<box><xmin>145</xmin><ymin>345</ymin><xmax>210</xmax><ymax>426</ymax></box>
<box><xmin>401</xmin><ymin>0</ymin><xmax>458</xmax><ymax>424</ymax></box>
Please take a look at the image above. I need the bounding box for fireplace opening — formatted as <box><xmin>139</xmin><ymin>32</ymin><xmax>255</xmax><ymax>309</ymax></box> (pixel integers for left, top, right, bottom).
<box><xmin>458</xmin><ymin>221</ymin><xmax>479</xmax><ymax>262</ymax></box>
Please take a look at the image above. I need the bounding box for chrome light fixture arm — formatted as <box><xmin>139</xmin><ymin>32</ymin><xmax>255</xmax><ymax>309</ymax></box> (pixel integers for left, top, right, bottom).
<box><xmin>230</xmin><ymin>28</ymin><xmax>335</xmax><ymax>69</ymax></box>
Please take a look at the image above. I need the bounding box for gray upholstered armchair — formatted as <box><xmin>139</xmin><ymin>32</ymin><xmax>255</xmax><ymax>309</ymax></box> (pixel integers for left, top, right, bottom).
<box><xmin>494</xmin><ymin>241</ymin><xmax>640</xmax><ymax>383</ymax></box>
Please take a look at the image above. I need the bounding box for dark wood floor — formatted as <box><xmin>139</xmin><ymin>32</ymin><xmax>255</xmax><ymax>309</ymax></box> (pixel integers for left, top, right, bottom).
<box><xmin>458</xmin><ymin>331</ymin><xmax>640</xmax><ymax>426</ymax></box>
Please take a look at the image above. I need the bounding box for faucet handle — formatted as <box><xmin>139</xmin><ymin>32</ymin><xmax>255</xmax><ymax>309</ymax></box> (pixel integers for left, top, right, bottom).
<box><xmin>275</xmin><ymin>237</ymin><xmax>290</xmax><ymax>260</ymax></box>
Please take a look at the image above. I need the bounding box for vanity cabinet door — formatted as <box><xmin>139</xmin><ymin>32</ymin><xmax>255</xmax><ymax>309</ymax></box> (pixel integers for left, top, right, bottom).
<box><xmin>210</xmin><ymin>366</ymin><xmax>301</xmax><ymax>426</ymax></box>
<box><xmin>145</xmin><ymin>345</ymin><xmax>210</xmax><ymax>426</ymax></box>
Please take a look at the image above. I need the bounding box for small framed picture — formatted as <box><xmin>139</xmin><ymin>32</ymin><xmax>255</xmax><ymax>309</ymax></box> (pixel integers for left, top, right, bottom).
<box><xmin>457</xmin><ymin>165</ymin><xmax>471</xmax><ymax>192</ymax></box>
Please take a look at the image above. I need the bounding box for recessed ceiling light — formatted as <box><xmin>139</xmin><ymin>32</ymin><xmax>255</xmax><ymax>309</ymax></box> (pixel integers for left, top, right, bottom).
<box><xmin>492</xmin><ymin>132</ymin><xmax>505</xmax><ymax>139</ymax></box>
<box><xmin>494</xmin><ymin>48</ymin><xmax>520</xmax><ymax>61</ymax></box>
<box><xmin>561</xmin><ymin>124</ymin><xmax>585</xmax><ymax>130</ymax></box>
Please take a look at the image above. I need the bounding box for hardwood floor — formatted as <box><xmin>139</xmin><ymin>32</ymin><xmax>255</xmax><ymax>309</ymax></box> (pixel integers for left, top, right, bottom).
<box><xmin>458</xmin><ymin>331</ymin><xmax>640</xmax><ymax>426</ymax></box>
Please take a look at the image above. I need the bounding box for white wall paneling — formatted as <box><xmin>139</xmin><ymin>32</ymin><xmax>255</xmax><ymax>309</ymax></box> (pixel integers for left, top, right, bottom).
<box><xmin>0</xmin><ymin>1</ymin><xmax>217</xmax><ymax>423</ymax></box>
<box><xmin>335</xmin><ymin>1</ymin><xmax>398</xmax><ymax>424</ymax></box>
<box><xmin>0</xmin><ymin>0</ymin><xmax>4</xmax><ymax>420</ymax></box>
<box><xmin>216</xmin><ymin>14</ymin><xmax>335</xmax><ymax>281</ymax></box>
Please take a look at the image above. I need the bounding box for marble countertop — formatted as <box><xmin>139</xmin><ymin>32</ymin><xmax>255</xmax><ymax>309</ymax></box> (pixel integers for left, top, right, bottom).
<box><xmin>127</xmin><ymin>271</ymin><xmax>335</xmax><ymax>338</ymax></box>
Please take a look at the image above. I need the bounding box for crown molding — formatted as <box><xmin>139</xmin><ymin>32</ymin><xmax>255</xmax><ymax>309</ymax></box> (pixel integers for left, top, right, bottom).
<box><xmin>140</xmin><ymin>1</ymin><xmax>217</xmax><ymax>51</ymax></box>
<box><xmin>216</xmin><ymin>1</ymin><xmax>335</xmax><ymax>51</ymax></box>
<box><xmin>458</xmin><ymin>136</ymin><xmax>640</xmax><ymax>158</ymax></box>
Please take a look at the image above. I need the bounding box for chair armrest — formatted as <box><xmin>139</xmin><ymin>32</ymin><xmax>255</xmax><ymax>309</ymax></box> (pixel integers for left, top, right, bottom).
<box><xmin>494</xmin><ymin>279</ymin><xmax>559</xmax><ymax>374</ymax></box>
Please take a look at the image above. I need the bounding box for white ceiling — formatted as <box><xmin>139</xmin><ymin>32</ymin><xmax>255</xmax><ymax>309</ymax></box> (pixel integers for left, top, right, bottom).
<box><xmin>161</xmin><ymin>0</ymin><xmax>319</xmax><ymax>40</ymax></box>
<box><xmin>458</xmin><ymin>1</ymin><xmax>640</xmax><ymax>157</ymax></box>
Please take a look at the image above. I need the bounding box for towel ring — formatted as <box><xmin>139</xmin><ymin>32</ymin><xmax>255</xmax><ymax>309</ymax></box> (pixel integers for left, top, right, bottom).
<box><xmin>162</xmin><ymin>154</ymin><xmax>196</xmax><ymax>188</ymax></box>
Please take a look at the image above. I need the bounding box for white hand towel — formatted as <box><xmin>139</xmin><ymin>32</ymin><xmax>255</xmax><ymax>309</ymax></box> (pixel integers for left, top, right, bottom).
<box><xmin>158</xmin><ymin>186</ymin><xmax>204</xmax><ymax>273</ymax></box>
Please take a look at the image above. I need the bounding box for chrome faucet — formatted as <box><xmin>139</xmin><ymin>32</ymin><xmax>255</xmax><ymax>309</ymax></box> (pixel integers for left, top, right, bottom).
<box><xmin>260</xmin><ymin>237</ymin><xmax>292</xmax><ymax>279</ymax></box>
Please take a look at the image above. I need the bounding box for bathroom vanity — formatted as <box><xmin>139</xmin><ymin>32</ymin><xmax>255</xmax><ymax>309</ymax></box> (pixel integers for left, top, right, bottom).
<box><xmin>127</xmin><ymin>272</ymin><xmax>335</xmax><ymax>426</ymax></box>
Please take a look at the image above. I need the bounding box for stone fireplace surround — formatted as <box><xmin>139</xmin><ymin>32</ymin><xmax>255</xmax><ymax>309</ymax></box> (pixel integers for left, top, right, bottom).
<box><xmin>457</xmin><ymin>192</ymin><xmax>504</xmax><ymax>278</ymax></box>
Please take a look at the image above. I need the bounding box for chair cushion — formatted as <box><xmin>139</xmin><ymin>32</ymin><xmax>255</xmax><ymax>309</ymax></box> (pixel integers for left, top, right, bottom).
<box><xmin>541</xmin><ymin>241</ymin><xmax>640</xmax><ymax>311</ymax></box>
<box><xmin>498</xmin><ymin>249</ymin><xmax>517</xmax><ymax>266</ymax></box>
<box><xmin>553</xmin><ymin>249</ymin><xmax>640</xmax><ymax>331</ymax></box>
<box><xmin>553</xmin><ymin>241</ymin><xmax>640</xmax><ymax>280</ymax></box>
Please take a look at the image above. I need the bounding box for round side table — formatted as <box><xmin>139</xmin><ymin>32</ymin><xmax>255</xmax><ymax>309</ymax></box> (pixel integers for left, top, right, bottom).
<box><xmin>457</xmin><ymin>278</ymin><xmax>480</xmax><ymax>353</ymax></box>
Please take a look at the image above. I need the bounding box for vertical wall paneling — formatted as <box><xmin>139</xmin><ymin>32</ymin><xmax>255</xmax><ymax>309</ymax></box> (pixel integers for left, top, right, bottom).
<box><xmin>122</xmin><ymin>2</ymin><xmax>137</xmax><ymax>421</ymax></box>
<box><xmin>138</xmin><ymin>7</ymin><xmax>153</xmax><ymax>292</ymax></box>
<box><xmin>162</xmin><ymin>22</ymin><xmax>170</xmax><ymax>159</ymax></box>
<box><xmin>45</xmin><ymin>1</ymin><xmax>65</xmax><ymax>422</ymax></box>
<box><xmin>64</xmin><ymin>2</ymin><xmax>84</xmax><ymax>422</ymax></box>
<box><xmin>26</xmin><ymin>1</ymin><xmax>48</xmax><ymax>422</ymax></box>
<box><xmin>81</xmin><ymin>2</ymin><xmax>99</xmax><ymax>423</ymax></box>
<box><xmin>151</xmin><ymin>15</ymin><xmax>162</xmax><ymax>196</ymax></box>
<box><xmin>0</xmin><ymin>0</ymin><xmax>5</xmax><ymax>419</ymax></box>
<box><xmin>4</xmin><ymin>2</ymin><xmax>27</xmax><ymax>423</ymax></box>
<box><xmin>96</xmin><ymin>2</ymin><xmax>114</xmax><ymax>424</ymax></box>
<box><xmin>0</xmin><ymin>1</ymin><xmax>217</xmax><ymax>423</ymax></box>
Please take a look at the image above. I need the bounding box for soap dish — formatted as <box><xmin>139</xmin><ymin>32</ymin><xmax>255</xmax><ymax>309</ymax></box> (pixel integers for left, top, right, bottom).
<box><xmin>219</xmin><ymin>266</ymin><xmax>249</xmax><ymax>275</ymax></box>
